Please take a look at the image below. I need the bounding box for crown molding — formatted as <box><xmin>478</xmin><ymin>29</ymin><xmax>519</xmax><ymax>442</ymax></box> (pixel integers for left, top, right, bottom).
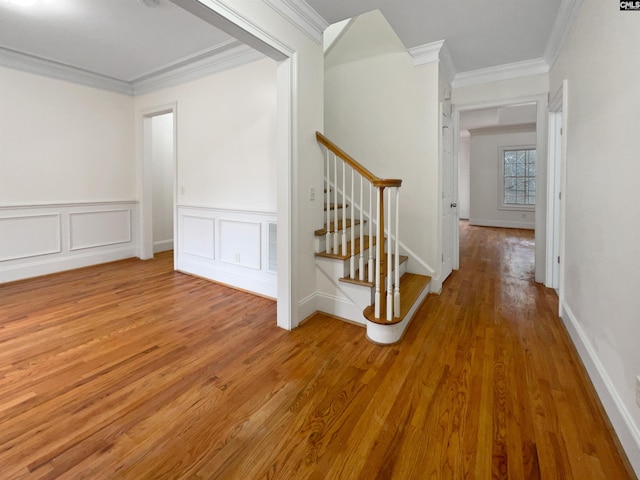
<box><xmin>408</xmin><ymin>39</ymin><xmax>457</xmax><ymax>84</ymax></box>
<box><xmin>543</xmin><ymin>0</ymin><xmax>584</xmax><ymax>69</ymax></box>
<box><xmin>0</xmin><ymin>41</ymin><xmax>265</xmax><ymax>96</ymax></box>
<box><xmin>452</xmin><ymin>58</ymin><xmax>549</xmax><ymax>88</ymax></box>
<box><xmin>0</xmin><ymin>47</ymin><xmax>133</xmax><ymax>95</ymax></box>
<box><xmin>132</xmin><ymin>43</ymin><xmax>264</xmax><ymax>95</ymax></box>
<box><xmin>262</xmin><ymin>0</ymin><xmax>328</xmax><ymax>44</ymax></box>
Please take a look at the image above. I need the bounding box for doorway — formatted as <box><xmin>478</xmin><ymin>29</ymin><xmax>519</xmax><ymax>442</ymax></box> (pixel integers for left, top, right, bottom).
<box><xmin>141</xmin><ymin>105</ymin><xmax>177</xmax><ymax>266</ymax></box>
<box><xmin>452</xmin><ymin>95</ymin><xmax>548</xmax><ymax>282</ymax></box>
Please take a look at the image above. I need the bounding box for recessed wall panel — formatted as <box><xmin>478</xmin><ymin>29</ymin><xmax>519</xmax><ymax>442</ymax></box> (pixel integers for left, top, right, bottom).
<box><xmin>70</xmin><ymin>209</ymin><xmax>131</xmax><ymax>251</ymax></box>
<box><xmin>182</xmin><ymin>215</ymin><xmax>214</xmax><ymax>259</ymax></box>
<box><xmin>0</xmin><ymin>214</ymin><xmax>61</xmax><ymax>261</ymax></box>
<box><xmin>219</xmin><ymin>220</ymin><xmax>261</xmax><ymax>269</ymax></box>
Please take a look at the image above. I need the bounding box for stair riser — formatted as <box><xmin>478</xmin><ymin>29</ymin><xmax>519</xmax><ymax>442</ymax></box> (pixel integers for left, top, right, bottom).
<box><xmin>314</xmin><ymin>224</ymin><xmax>364</xmax><ymax>253</ymax></box>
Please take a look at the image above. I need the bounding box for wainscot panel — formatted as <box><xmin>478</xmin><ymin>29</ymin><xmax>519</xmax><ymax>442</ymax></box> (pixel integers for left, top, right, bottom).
<box><xmin>177</xmin><ymin>206</ymin><xmax>277</xmax><ymax>299</ymax></box>
<box><xmin>0</xmin><ymin>202</ymin><xmax>139</xmax><ymax>283</ymax></box>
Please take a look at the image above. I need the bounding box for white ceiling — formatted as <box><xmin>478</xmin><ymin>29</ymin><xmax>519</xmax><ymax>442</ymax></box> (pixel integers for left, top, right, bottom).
<box><xmin>0</xmin><ymin>0</ymin><xmax>568</xmax><ymax>94</ymax></box>
<box><xmin>0</xmin><ymin>0</ymin><xmax>238</xmax><ymax>82</ymax></box>
<box><xmin>306</xmin><ymin>0</ymin><xmax>562</xmax><ymax>73</ymax></box>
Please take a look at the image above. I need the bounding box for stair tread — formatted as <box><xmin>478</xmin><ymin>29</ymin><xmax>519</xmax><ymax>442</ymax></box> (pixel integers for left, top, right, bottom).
<box><xmin>314</xmin><ymin>219</ymin><xmax>363</xmax><ymax>237</ymax></box>
<box><xmin>324</xmin><ymin>203</ymin><xmax>348</xmax><ymax>211</ymax></box>
<box><xmin>315</xmin><ymin>236</ymin><xmax>375</xmax><ymax>260</ymax></box>
<box><xmin>363</xmin><ymin>273</ymin><xmax>431</xmax><ymax>326</ymax></box>
<box><xmin>338</xmin><ymin>255</ymin><xmax>409</xmax><ymax>287</ymax></box>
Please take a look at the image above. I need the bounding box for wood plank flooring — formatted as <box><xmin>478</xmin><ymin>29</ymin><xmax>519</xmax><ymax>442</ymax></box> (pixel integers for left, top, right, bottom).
<box><xmin>0</xmin><ymin>223</ymin><xmax>635</xmax><ymax>479</ymax></box>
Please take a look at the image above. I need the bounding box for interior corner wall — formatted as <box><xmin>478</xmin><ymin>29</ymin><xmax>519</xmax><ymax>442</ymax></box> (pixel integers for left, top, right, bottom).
<box><xmin>0</xmin><ymin>66</ymin><xmax>135</xmax><ymax>205</ymax></box>
<box><xmin>469</xmin><ymin>128</ymin><xmax>536</xmax><ymax>229</ymax></box>
<box><xmin>324</xmin><ymin>10</ymin><xmax>440</xmax><ymax>279</ymax></box>
<box><xmin>549</xmin><ymin>0</ymin><xmax>640</xmax><ymax>472</ymax></box>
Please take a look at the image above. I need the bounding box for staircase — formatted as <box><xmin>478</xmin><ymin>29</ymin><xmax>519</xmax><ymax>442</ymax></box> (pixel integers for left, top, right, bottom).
<box><xmin>314</xmin><ymin>132</ymin><xmax>432</xmax><ymax>345</ymax></box>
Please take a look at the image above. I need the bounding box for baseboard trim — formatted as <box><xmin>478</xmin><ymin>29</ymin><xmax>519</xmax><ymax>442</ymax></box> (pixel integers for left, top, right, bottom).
<box><xmin>0</xmin><ymin>246</ymin><xmax>137</xmax><ymax>283</ymax></box>
<box><xmin>153</xmin><ymin>239</ymin><xmax>174</xmax><ymax>253</ymax></box>
<box><xmin>314</xmin><ymin>292</ymin><xmax>366</xmax><ymax>326</ymax></box>
<box><xmin>177</xmin><ymin>255</ymin><xmax>276</xmax><ymax>299</ymax></box>
<box><xmin>560</xmin><ymin>300</ymin><xmax>640</xmax><ymax>476</ymax></box>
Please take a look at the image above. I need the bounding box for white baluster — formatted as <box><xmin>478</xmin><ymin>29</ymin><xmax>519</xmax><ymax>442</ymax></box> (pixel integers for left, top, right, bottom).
<box><xmin>368</xmin><ymin>183</ymin><xmax>374</xmax><ymax>283</ymax></box>
<box><xmin>333</xmin><ymin>153</ymin><xmax>339</xmax><ymax>254</ymax></box>
<box><xmin>359</xmin><ymin>175</ymin><xmax>364</xmax><ymax>281</ymax></box>
<box><xmin>386</xmin><ymin>189</ymin><xmax>393</xmax><ymax>320</ymax></box>
<box><xmin>374</xmin><ymin>187</ymin><xmax>381</xmax><ymax>319</ymax></box>
<box><xmin>394</xmin><ymin>187</ymin><xmax>401</xmax><ymax>318</ymax></box>
<box><xmin>350</xmin><ymin>167</ymin><xmax>355</xmax><ymax>278</ymax></box>
<box><xmin>325</xmin><ymin>150</ymin><xmax>330</xmax><ymax>253</ymax></box>
<box><xmin>341</xmin><ymin>162</ymin><xmax>347</xmax><ymax>257</ymax></box>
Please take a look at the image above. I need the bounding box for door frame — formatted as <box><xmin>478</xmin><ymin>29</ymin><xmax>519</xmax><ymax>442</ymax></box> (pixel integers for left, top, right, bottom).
<box><xmin>547</xmin><ymin>80</ymin><xmax>568</xmax><ymax>310</ymax></box>
<box><xmin>140</xmin><ymin>104</ymin><xmax>178</xmax><ymax>267</ymax></box>
<box><xmin>452</xmin><ymin>93</ymin><xmax>548</xmax><ymax>283</ymax></box>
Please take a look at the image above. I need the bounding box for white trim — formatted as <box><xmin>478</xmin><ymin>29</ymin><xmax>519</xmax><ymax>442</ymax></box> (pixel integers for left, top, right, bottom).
<box><xmin>262</xmin><ymin>0</ymin><xmax>328</xmax><ymax>44</ymax></box>
<box><xmin>408</xmin><ymin>40</ymin><xmax>457</xmax><ymax>84</ymax></box>
<box><xmin>0</xmin><ymin>201</ymin><xmax>139</xmax><ymax>283</ymax></box>
<box><xmin>315</xmin><ymin>292</ymin><xmax>365</xmax><ymax>326</ymax></box>
<box><xmin>153</xmin><ymin>239</ymin><xmax>174</xmax><ymax>253</ymax></box>
<box><xmin>543</xmin><ymin>0</ymin><xmax>584</xmax><ymax>69</ymax></box>
<box><xmin>452</xmin><ymin>58</ymin><xmax>549</xmax><ymax>88</ymax></box>
<box><xmin>497</xmin><ymin>144</ymin><xmax>537</xmax><ymax>212</ymax></box>
<box><xmin>132</xmin><ymin>43</ymin><xmax>264</xmax><ymax>95</ymax></box>
<box><xmin>0</xmin><ymin>42</ymin><xmax>265</xmax><ymax>96</ymax></box>
<box><xmin>0</xmin><ymin>46</ymin><xmax>133</xmax><ymax>95</ymax></box>
<box><xmin>298</xmin><ymin>292</ymin><xmax>319</xmax><ymax>322</ymax></box>
<box><xmin>468</xmin><ymin>218</ymin><xmax>535</xmax><ymax>230</ymax></box>
<box><xmin>560</xmin><ymin>301</ymin><xmax>640</xmax><ymax>476</ymax></box>
<box><xmin>453</xmin><ymin>94</ymin><xmax>548</xmax><ymax>283</ymax></box>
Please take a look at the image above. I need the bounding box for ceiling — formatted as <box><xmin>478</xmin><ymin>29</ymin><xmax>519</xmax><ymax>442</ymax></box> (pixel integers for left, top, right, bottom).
<box><xmin>0</xmin><ymin>0</ymin><xmax>239</xmax><ymax>82</ymax></box>
<box><xmin>0</xmin><ymin>0</ymin><xmax>567</xmax><ymax>94</ymax></box>
<box><xmin>306</xmin><ymin>0</ymin><xmax>562</xmax><ymax>73</ymax></box>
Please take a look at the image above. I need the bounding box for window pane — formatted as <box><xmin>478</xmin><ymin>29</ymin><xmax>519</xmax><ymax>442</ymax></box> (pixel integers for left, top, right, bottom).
<box><xmin>503</xmin><ymin>148</ymin><xmax>536</xmax><ymax>206</ymax></box>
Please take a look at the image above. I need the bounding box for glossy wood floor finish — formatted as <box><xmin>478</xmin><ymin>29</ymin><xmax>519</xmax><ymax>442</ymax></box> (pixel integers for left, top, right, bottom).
<box><xmin>0</xmin><ymin>224</ymin><xmax>635</xmax><ymax>479</ymax></box>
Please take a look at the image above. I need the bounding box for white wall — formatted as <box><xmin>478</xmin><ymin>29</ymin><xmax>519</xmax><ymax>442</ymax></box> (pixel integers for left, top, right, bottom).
<box><xmin>469</xmin><ymin>125</ymin><xmax>536</xmax><ymax>229</ymax></box>
<box><xmin>324</xmin><ymin>10</ymin><xmax>441</xmax><ymax>281</ymax></box>
<box><xmin>0</xmin><ymin>67</ymin><xmax>135</xmax><ymax>205</ymax></box>
<box><xmin>550</xmin><ymin>0</ymin><xmax>640</xmax><ymax>472</ymax></box>
<box><xmin>135</xmin><ymin>58</ymin><xmax>279</xmax><ymax>296</ymax></box>
<box><xmin>136</xmin><ymin>58</ymin><xmax>278</xmax><ymax>212</ymax></box>
<box><xmin>151</xmin><ymin>113</ymin><xmax>174</xmax><ymax>253</ymax></box>
<box><xmin>0</xmin><ymin>67</ymin><xmax>138</xmax><ymax>282</ymax></box>
<box><xmin>458</xmin><ymin>134</ymin><xmax>470</xmax><ymax>219</ymax></box>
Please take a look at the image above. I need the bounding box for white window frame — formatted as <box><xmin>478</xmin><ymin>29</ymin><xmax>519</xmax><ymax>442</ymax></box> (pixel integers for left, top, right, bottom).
<box><xmin>498</xmin><ymin>145</ymin><xmax>536</xmax><ymax>211</ymax></box>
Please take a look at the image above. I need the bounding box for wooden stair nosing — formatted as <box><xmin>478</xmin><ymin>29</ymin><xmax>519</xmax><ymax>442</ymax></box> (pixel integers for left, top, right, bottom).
<box><xmin>363</xmin><ymin>273</ymin><xmax>431</xmax><ymax>326</ymax></box>
<box><xmin>315</xmin><ymin>236</ymin><xmax>375</xmax><ymax>260</ymax></box>
<box><xmin>324</xmin><ymin>203</ymin><xmax>348</xmax><ymax>211</ymax></box>
<box><xmin>338</xmin><ymin>255</ymin><xmax>409</xmax><ymax>287</ymax></box>
<box><xmin>314</xmin><ymin>218</ymin><xmax>363</xmax><ymax>237</ymax></box>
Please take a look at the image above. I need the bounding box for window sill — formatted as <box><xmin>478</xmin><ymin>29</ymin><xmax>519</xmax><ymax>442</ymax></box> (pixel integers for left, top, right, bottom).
<box><xmin>499</xmin><ymin>204</ymin><xmax>535</xmax><ymax>212</ymax></box>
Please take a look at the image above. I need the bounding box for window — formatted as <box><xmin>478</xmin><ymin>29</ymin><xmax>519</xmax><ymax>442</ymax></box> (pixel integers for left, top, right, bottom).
<box><xmin>500</xmin><ymin>146</ymin><xmax>536</xmax><ymax>209</ymax></box>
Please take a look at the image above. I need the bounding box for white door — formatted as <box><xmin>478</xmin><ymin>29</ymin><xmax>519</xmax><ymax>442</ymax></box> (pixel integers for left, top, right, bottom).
<box><xmin>441</xmin><ymin>102</ymin><xmax>455</xmax><ymax>283</ymax></box>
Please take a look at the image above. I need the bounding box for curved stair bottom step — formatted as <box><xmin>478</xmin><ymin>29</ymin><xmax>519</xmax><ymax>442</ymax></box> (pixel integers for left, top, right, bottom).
<box><xmin>364</xmin><ymin>273</ymin><xmax>431</xmax><ymax>345</ymax></box>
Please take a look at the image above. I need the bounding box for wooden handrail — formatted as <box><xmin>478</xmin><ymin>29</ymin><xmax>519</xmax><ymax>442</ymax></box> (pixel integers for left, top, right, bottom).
<box><xmin>316</xmin><ymin>132</ymin><xmax>402</xmax><ymax>188</ymax></box>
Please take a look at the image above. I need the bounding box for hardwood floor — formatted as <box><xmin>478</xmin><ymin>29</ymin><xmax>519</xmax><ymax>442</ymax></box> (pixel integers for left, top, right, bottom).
<box><xmin>0</xmin><ymin>224</ymin><xmax>635</xmax><ymax>479</ymax></box>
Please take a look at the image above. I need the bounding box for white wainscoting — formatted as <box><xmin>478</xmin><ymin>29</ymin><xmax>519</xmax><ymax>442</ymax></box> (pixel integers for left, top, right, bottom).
<box><xmin>177</xmin><ymin>206</ymin><xmax>277</xmax><ymax>298</ymax></box>
<box><xmin>0</xmin><ymin>201</ymin><xmax>139</xmax><ymax>283</ymax></box>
